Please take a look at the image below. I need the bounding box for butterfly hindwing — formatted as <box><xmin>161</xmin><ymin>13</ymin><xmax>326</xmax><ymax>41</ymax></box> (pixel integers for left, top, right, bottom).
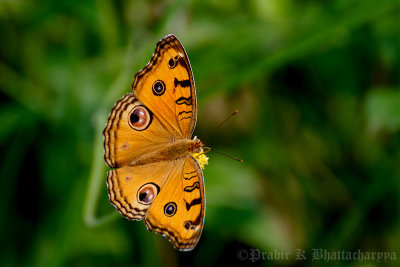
<box><xmin>107</xmin><ymin>162</ymin><xmax>171</xmax><ymax>220</ymax></box>
<box><xmin>103</xmin><ymin>93</ymin><xmax>173</xmax><ymax>168</ymax></box>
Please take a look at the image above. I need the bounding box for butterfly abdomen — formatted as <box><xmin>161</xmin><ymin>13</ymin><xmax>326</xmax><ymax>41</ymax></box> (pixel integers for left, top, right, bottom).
<box><xmin>129</xmin><ymin>139</ymin><xmax>201</xmax><ymax>166</ymax></box>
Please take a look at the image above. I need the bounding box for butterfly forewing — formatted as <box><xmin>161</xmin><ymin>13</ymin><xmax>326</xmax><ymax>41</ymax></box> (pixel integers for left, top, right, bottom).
<box><xmin>144</xmin><ymin>157</ymin><xmax>205</xmax><ymax>251</ymax></box>
<box><xmin>132</xmin><ymin>35</ymin><xmax>197</xmax><ymax>139</ymax></box>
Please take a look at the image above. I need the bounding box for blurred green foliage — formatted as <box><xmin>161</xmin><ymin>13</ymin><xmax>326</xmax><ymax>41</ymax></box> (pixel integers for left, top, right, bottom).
<box><xmin>1</xmin><ymin>0</ymin><xmax>400</xmax><ymax>266</ymax></box>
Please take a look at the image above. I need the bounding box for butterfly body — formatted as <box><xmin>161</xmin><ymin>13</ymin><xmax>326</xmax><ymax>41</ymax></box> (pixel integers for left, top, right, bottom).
<box><xmin>103</xmin><ymin>35</ymin><xmax>207</xmax><ymax>251</ymax></box>
<box><xmin>129</xmin><ymin>137</ymin><xmax>203</xmax><ymax>167</ymax></box>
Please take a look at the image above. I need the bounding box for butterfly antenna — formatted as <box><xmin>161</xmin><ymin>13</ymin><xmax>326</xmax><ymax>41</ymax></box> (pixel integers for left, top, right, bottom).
<box><xmin>201</xmin><ymin>110</ymin><xmax>241</xmax><ymax>163</ymax></box>
<box><xmin>203</xmin><ymin>109</ymin><xmax>239</xmax><ymax>140</ymax></box>
<box><xmin>206</xmin><ymin>147</ymin><xmax>243</xmax><ymax>163</ymax></box>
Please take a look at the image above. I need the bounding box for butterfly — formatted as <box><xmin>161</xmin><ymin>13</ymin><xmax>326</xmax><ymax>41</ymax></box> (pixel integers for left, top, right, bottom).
<box><xmin>103</xmin><ymin>34</ymin><xmax>208</xmax><ymax>251</ymax></box>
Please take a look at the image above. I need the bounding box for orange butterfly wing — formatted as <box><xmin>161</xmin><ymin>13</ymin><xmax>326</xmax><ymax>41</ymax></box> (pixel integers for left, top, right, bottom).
<box><xmin>104</xmin><ymin>93</ymin><xmax>172</xmax><ymax>168</ymax></box>
<box><xmin>132</xmin><ymin>35</ymin><xmax>197</xmax><ymax>139</ymax></box>
<box><xmin>107</xmin><ymin>161</ymin><xmax>171</xmax><ymax>220</ymax></box>
<box><xmin>144</xmin><ymin>157</ymin><xmax>205</xmax><ymax>251</ymax></box>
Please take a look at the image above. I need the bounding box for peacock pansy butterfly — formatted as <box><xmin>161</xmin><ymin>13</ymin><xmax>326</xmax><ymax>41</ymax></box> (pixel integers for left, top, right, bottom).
<box><xmin>103</xmin><ymin>34</ymin><xmax>208</xmax><ymax>251</ymax></box>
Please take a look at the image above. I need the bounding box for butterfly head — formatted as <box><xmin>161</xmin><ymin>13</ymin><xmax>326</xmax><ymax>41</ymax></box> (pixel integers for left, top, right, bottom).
<box><xmin>190</xmin><ymin>136</ymin><xmax>209</xmax><ymax>169</ymax></box>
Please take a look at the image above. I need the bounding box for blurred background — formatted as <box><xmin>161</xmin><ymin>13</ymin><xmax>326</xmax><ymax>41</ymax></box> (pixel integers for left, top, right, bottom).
<box><xmin>1</xmin><ymin>0</ymin><xmax>400</xmax><ymax>266</ymax></box>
